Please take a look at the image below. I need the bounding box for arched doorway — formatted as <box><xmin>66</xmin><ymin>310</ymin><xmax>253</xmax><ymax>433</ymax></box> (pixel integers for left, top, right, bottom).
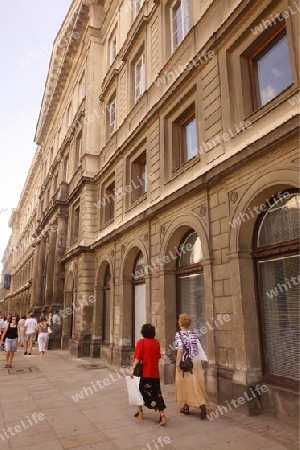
<box><xmin>132</xmin><ymin>251</ymin><xmax>147</xmax><ymax>344</ymax></box>
<box><xmin>254</xmin><ymin>191</ymin><xmax>299</xmax><ymax>387</ymax></box>
<box><xmin>176</xmin><ymin>230</ymin><xmax>206</xmax><ymax>347</ymax></box>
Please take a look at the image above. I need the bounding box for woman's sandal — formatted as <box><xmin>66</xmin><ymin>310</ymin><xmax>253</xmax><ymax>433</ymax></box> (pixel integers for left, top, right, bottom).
<box><xmin>180</xmin><ymin>407</ymin><xmax>190</xmax><ymax>415</ymax></box>
<box><xmin>4</xmin><ymin>364</ymin><xmax>9</xmax><ymax>368</ymax></box>
<box><xmin>158</xmin><ymin>412</ymin><xmax>166</xmax><ymax>426</ymax></box>
<box><xmin>200</xmin><ymin>404</ymin><xmax>207</xmax><ymax>420</ymax></box>
<box><xmin>134</xmin><ymin>411</ymin><xmax>143</xmax><ymax>420</ymax></box>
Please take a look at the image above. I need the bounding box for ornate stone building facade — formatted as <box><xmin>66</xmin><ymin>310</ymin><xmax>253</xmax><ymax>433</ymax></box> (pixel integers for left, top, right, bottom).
<box><xmin>1</xmin><ymin>0</ymin><xmax>299</xmax><ymax>425</ymax></box>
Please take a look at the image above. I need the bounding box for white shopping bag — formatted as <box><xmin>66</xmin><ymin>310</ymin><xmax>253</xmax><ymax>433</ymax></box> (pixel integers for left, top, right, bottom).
<box><xmin>126</xmin><ymin>376</ymin><xmax>144</xmax><ymax>406</ymax></box>
<box><xmin>197</xmin><ymin>338</ymin><xmax>208</xmax><ymax>362</ymax></box>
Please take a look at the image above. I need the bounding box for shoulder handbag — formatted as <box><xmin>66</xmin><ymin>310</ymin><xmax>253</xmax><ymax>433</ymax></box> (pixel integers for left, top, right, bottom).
<box><xmin>179</xmin><ymin>332</ymin><xmax>193</xmax><ymax>375</ymax></box>
<box><xmin>133</xmin><ymin>339</ymin><xmax>144</xmax><ymax>377</ymax></box>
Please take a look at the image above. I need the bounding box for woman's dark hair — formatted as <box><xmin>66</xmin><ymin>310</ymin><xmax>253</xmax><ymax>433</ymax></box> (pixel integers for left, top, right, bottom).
<box><xmin>141</xmin><ymin>323</ymin><xmax>156</xmax><ymax>339</ymax></box>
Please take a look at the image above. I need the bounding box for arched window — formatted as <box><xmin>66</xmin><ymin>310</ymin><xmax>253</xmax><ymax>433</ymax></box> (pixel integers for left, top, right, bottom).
<box><xmin>103</xmin><ymin>265</ymin><xmax>111</xmax><ymax>343</ymax></box>
<box><xmin>176</xmin><ymin>230</ymin><xmax>206</xmax><ymax>348</ymax></box>
<box><xmin>254</xmin><ymin>191</ymin><xmax>299</xmax><ymax>386</ymax></box>
<box><xmin>132</xmin><ymin>252</ymin><xmax>146</xmax><ymax>345</ymax></box>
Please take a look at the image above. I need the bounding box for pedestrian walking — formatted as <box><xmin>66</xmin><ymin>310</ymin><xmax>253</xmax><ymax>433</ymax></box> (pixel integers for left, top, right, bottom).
<box><xmin>24</xmin><ymin>313</ymin><xmax>38</xmax><ymax>355</ymax></box>
<box><xmin>175</xmin><ymin>313</ymin><xmax>209</xmax><ymax>419</ymax></box>
<box><xmin>18</xmin><ymin>314</ymin><xmax>26</xmax><ymax>347</ymax></box>
<box><xmin>129</xmin><ymin>323</ymin><xmax>167</xmax><ymax>426</ymax></box>
<box><xmin>0</xmin><ymin>316</ymin><xmax>19</xmax><ymax>368</ymax></box>
<box><xmin>37</xmin><ymin>316</ymin><xmax>51</xmax><ymax>356</ymax></box>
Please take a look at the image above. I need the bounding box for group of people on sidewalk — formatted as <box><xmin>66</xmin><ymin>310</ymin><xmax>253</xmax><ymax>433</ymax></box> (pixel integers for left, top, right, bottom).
<box><xmin>0</xmin><ymin>313</ymin><xmax>52</xmax><ymax>368</ymax></box>
<box><xmin>0</xmin><ymin>310</ymin><xmax>208</xmax><ymax>426</ymax></box>
<box><xmin>129</xmin><ymin>313</ymin><xmax>209</xmax><ymax>426</ymax></box>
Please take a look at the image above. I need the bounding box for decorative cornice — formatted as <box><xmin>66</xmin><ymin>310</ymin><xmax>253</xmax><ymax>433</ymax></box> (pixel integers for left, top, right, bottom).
<box><xmin>100</xmin><ymin>65</ymin><xmax>121</xmax><ymax>100</ymax></box>
<box><xmin>120</xmin><ymin>15</ymin><xmax>149</xmax><ymax>62</ymax></box>
<box><xmin>34</xmin><ymin>1</ymin><xmax>90</xmax><ymax>144</ymax></box>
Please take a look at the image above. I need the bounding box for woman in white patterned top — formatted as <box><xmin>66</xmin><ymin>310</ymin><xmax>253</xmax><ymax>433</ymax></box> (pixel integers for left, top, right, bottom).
<box><xmin>37</xmin><ymin>317</ymin><xmax>50</xmax><ymax>356</ymax></box>
<box><xmin>175</xmin><ymin>313</ymin><xmax>209</xmax><ymax>419</ymax></box>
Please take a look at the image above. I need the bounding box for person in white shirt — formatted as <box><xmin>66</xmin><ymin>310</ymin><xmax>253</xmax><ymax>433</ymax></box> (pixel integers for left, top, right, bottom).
<box><xmin>18</xmin><ymin>315</ymin><xmax>26</xmax><ymax>347</ymax></box>
<box><xmin>24</xmin><ymin>313</ymin><xmax>38</xmax><ymax>355</ymax></box>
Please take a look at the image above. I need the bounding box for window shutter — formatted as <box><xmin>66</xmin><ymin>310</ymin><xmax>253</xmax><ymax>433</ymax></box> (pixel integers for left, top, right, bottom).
<box><xmin>258</xmin><ymin>194</ymin><xmax>300</xmax><ymax>247</ymax></box>
<box><xmin>259</xmin><ymin>255</ymin><xmax>300</xmax><ymax>381</ymax></box>
<box><xmin>179</xmin><ymin>273</ymin><xmax>206</xmax><ymax>350</ymax></box>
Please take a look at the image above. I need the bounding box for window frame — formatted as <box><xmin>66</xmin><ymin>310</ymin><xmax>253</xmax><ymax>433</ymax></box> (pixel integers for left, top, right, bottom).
<box><xmin>132</xmin><ymin>0</ymin><xmax>145</xmax><ymax>21</ymax></box>
<box><xmin>253</xmin><ymin>190</ymin><xmax>300</xmax><ymax>389</ymax></box>
<box><xmin>172</xmin><ymin>106</ymin><xmax>198</xmax><ymax>171</ymax></box>
<box><xmin>223</xmin><ymin>3</ymin><xmax>298</xmax><ymax>130</ymax></box>
<box><xmin>108</xmin><ymin>30</ymin><xmax>117</xmax><ymax>66</ymax></box>
<box><xmin>74</xmin><ymin>131</ymin><xmax>82</xmax><ymax>169</ymax></box>
<box><xmin>78</xmin><ymin>71</ymin><xmax>85</xmax><ymax>106</ymax></box>
<box><xmin>71</xmin><ymin>203</ymin><xmax>80</xmax><ymax>243</ymax></box>
<box><xmin>134</xmin><ymin>54</ymin><xmax>145</xmax><ymax>103</ymax></box>
<box><xmin>176</xmin><ymin>230</ymin><xmax>206</xmax><ymax>347</ymax></box>
<box><xmin>131</xmin><ymin>151</ymin><xmax>147</xmax><ymax>204</ymax></box>
<box><xmin>171</xmin><ymin>0</ymin><xmax>191</xmax><ymax>52</ymax></box>
<box><xmin>104</xmin><ymin>180</ymin><xmax>115</xmax><ymax>224</ymax></box>
<box><xmin>248</xmin><ymin>25</ymin><xmax>292</xmax><ymax>111</ymax></box>
<box><xmin>107</xmin><ymin>96</ymin><xmax>116</xmax><ymax>139</ymax></box>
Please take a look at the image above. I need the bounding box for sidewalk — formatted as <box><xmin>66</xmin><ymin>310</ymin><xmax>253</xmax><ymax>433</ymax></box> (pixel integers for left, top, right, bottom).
<box><xmin>0</xmin><ymin>349</ymin><xmax>298</xmax><ymax>450</ymax></box>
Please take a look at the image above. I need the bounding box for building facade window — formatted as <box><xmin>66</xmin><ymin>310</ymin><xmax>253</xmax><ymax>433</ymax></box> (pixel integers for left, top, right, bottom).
<box><xmin>78</xmin><ymin>71</ymin><xmax>85</xmax><ymax>105</ymax></box>
<box><xmin>132</xmin><ymin>0</ymin><xmax>145</xmax><ymax>21</ymax></box>
<box><xmin>134</xmin><ymin>54</ymin><xmax>145</xmax><ymax>102</ymax></box>
<box><xmin>132</xmin><ymin>251</ymin><xmax>146</xmax><ymax>345</ymax></box>
<box><xmin>63</xmin><ymin>154</ymin><xmax>69</xmax><ymax>182</ymax></box>
<box><xmin>104</xmin><ymin>181</ymin><xmax>115</xmax><ymax>223</ymax></box>
<box><xmin>71</xmin><ymin>204</ymin><xmax>80</xmax><ymax>242</ymax></box>
<box><xmin>254</xmin><ymin>191</ymin><xmax>299</xmax><ymax>387</ymax></box>
<box><xmin>176</xmin><ymin>230</ymin><xmax>206</xmax><ymax>348</ymax></box>
<box><xmin>74</xmin><ymin>131</ymin><xmax>82</xmax><ymax>168</ymax></box>
<box><xmin>171</xmin><ymin>0</ymin><xmax>191</xmax><ymax>51</ymax></box>
<box><xmin>108</xmin><ymin>30</ymin><xmax>117</xmax><ymax>66</ymax></box>
<box><xmin>249</xmin><ymin>27</ymin><xmax>292</xmax><ymax>109</ymax></box>
<box><xmin>172</xmin><ymin>105</ymin><xmax>197</xmax><ymax>171</ymax></box>
<box><xmin>107</xmin><ymin>96</ymin><xmax>116</xmax><ymax>138</ymax></box>
<box><xmin>131</xmin><ymin>151</ymin><xmax>147</xmax><ymax>203</ymax></box>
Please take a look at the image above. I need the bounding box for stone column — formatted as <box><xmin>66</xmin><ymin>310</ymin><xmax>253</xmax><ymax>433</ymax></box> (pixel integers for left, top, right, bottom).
<box><xmin>34</xmin><ymin>237</ymin><xmax>46</xmax><ymax>312</ymax></box>
<box><xmin>45</xmin><ymin>229</ymin><xmax>57</xmax><ymax>306</ymax></box>
<box><xmin>53</xmin><ymin>215</ymin><xmax>67</xmax><ymax>309</ymax></box>
<box><xmin>31</xmin><ymin>240</ymin><xmax>41</xmax><ymax>308</ymax></box>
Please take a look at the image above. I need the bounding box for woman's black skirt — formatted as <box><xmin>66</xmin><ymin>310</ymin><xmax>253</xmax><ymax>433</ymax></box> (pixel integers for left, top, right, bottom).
<box><xmin>139</xmin><ymin>377</ymin><xmax>166</xmax><ymax>411</ymax></box>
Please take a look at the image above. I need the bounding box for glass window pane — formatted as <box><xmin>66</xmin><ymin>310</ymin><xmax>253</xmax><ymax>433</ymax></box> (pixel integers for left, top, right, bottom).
<box><xmin>173</xmin><ymin>3</ymin><xmax>183</xmax><ymax>48</ymax></box>
<box><xmin>179</xmin><ymin>273</ymin><xmax>206</xmax><ymax>349</ymax></box>
<box><xmin>134</xmin><ymin>283</ymin><xmax>146</xmax><ymax>343</ymax></box>
<box><xmin>183</xmin><ymin>116</ymin><xmax>197</xmax><ymax>162</ymax></box>
<box><xmin>183</xmin><ymin>0</ymin><xmax>190</xmax><ymax>36</ymax></box>
<box><xmin>258</xmin><ymin>193</ymin><xmax>300</xmax><ymax>247</ymax></box>
<box><xmin>258</xmin><ymin>255</ymin><xmax>299</xmax><ymax>380</ymax></box>
<box><xmin>179</xmin><ymin>231</ymin><xmax>203</xmax><ymax>266</ymax></box>
<box><xmin>255</xmin><ymin>34</ymin><xmax>292</xmax><ymax>107</ymax></box>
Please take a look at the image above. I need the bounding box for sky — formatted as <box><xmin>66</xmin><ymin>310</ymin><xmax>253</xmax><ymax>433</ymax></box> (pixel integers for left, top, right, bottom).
<box><xmin>0</xmin><ymin>0</ymin><xmax>72</xmax><ymax>276</ymax></box>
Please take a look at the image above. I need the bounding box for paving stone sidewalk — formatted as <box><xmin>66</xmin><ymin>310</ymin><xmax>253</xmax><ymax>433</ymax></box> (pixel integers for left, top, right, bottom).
<box><xmin>0</xmin><ymin>349</ymin><xmax>298</xmax><ymax>450</ymax></box>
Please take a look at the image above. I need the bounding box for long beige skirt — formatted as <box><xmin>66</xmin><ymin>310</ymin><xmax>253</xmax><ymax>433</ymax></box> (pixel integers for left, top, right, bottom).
<box><xmin>175</xmin><ymin>358</ymin><xmax>209</xmax><ymax>407</ymax></box>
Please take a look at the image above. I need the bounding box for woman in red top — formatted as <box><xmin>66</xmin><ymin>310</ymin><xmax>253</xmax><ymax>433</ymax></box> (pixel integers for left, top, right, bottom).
<box><xmin>129</xmin><ymin>323</ymin><xmax>166</xmax><ymax>425</ymax></box>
